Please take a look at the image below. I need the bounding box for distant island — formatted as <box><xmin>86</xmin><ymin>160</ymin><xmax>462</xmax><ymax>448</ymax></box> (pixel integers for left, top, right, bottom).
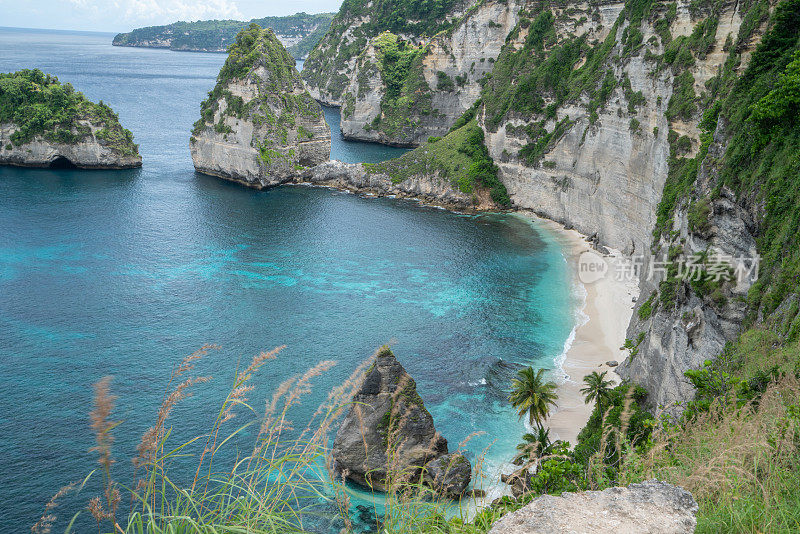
<box><xmin>112</xmin><ymin>12</ymin><xmax>335</xmax><ymax>59</ymax></box>
<box><xmin>0</xmin><ymin>69</ymin><xmax>141</xmax><ymax>169</ymax></box>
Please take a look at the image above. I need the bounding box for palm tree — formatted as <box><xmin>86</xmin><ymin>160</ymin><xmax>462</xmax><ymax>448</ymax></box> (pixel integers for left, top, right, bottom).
<box><xmin>509</xmin><ymin>367</ymin><xmax>558</xmax><ymax>429</ymax></box>
<box><xmin>580</xmin><ymin>371</ymin><xmax>613</xmax><ymax>412</ymax></box>
<box><xmin>515</xmin><ymin>426</ymin><xmax>556</xmax><ymax>464</ymax></box>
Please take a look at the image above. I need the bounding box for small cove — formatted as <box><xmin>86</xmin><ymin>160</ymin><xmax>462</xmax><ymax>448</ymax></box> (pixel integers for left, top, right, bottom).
<box><xmin>0</xmin><ymin>28</ymin><xmax>578</xmax><ymax>531</ymax></box>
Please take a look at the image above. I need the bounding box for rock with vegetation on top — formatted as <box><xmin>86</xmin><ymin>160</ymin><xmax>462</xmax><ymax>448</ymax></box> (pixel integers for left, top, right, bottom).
<box><xmin>0</xmin><ymin>69</ymin><xmax>141</xmax><ymax>169</ymax></box>
<box><xmin>190</xmin><ymin>24</ymin><xmax>330</xmax><ymax>188</ymax></box>
<box><xmin>488</xmin><ymin>480</ymin><xmax>698</xmax><ymax>534</ymax></box>
<box><xmin>332</xmin><ymin>347</ymin><xmax>471</xmax><ymax>495</ymax></box>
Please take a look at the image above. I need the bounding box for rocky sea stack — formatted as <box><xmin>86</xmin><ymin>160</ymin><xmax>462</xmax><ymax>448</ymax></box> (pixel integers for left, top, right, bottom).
<box><xmin>190</xmin><ymin>24</ymin><xmax>331</xmax><ymax>188</ymax></box>
<box><xmin>0</xmin><ymin>69</ymin><xmax>141</xmax><ymax>169</ymax></box>
<box><xmin>333</xmin><ymin>347</ymin><xmax>471</xmax><ymax>497</ymax></box>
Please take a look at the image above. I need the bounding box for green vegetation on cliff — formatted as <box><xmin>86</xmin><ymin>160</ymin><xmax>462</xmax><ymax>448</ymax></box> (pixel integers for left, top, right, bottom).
<box><xmin>338</xmin><ymin>0</ymin><xmax>462</xmax><ymax>38</ymax></box>
<box><xmin>718</xmin><ymin>1</ymin><xmax>800</xmax><ymax>319</ymax></box>
<box><xmin>0</xmin><ymin>69</ymin><xmax>137</xmax><ymax>155</ymax></box>
<box><xmin>649</xmin><ymin>0</ymin><xmax>800</xmax><ymax>318</ymax></box>
<box><xmin>651</xmin><ymin>0</ymin><xmax>771</xmax><ymax>243</ymax></box>
<box><xmin>365</xmin><ymin>120</ymin><xmax>510</xmax><ymax>206</ymax></box>
<box><xmin>302</xmin><ymin>0</ymin><xmax>462</xmax><ymax>101</ymax></box>
<box><xmin>361</xmin><ymin>31</ymin><xmax>434</xmax><ymax>142</ymax></box>
<box><xmin>192</xmin><ymin>24</ymin><xmax>322</xmax><ymax>140</ymax></box>
<box><xmin>112</xmin><ymin>12</ymin><xmax>335</xmax><ymax>58</ymax></box>
<box><xmin>480</xmin><ymin>5</ymin><xmax>623</xmax><ymax>165</ymax></box>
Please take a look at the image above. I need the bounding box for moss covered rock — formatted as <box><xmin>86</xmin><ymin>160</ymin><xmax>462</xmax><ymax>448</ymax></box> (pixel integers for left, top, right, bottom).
<box><xmin>190</xmin><ymin>24</ymin><xmax>330</xmax><ymax>187</ymax></box>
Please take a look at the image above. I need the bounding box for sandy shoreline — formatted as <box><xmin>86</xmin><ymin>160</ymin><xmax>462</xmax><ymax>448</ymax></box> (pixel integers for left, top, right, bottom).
<box><xmin>523</xmin><ymin>213</ymin><xmax>640</xmax><ymax>445</ymax></box>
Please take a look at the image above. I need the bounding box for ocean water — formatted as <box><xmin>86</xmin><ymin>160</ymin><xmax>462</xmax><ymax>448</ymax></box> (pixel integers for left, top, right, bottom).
<box><xmin>0</xmin><ymin>28</ymin><xmax>576</xmax><ymax>531</ymax></box>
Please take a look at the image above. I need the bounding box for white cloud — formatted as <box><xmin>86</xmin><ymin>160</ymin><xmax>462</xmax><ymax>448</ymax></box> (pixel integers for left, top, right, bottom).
<box><xmin>70</xmin><ymin>0</ymin><xmax>244</xmax><ymax>25</ymax></box>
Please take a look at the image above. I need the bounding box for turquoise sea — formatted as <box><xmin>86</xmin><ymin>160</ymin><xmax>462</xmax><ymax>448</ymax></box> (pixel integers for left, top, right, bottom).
<box><xmin>0</xmin><ymin>27</ymin><xmax>577</xmax><ymax>531</ymax></box>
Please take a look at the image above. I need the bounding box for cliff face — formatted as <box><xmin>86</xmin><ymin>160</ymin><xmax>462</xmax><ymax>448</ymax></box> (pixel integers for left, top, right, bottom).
<box><xmin>464</xmin><ymin>0</ymin><xmax>778</xmax><ymax>410</ymax></box>
<box><xmin>0</xmin><ymin>69</ymin><xmax>141</xmax><ymax>169</ymax></box>
<box><xmin>190</xmin><ymin>24</ymin><xmax>330</xmax><ymax>188</ymax></box>
<box><xmin>618</xmin><ymin>117</ymin><xmax>758</xmax><ymax>410</ymax></box>
<box><xmin>480</xmin><ymin>0</ymin><xmax>764</xmax><ymax>256</ymax></box>
<box><xmin>337</xmin><ymin>1</ymin><xmax>521</xmax><ymax>146</ymax></box>
<box><xmin>617</xmin><ymin>0</ymin><xmax>797</xmax><ymax>411</ymax></box>
<box><xmin>302</xmin><ymin>0</ymin><xmax>471</xmax><ymax>106</ymax></box>
<box><xmin>0</xmin><ymin>122</ymin><xmax>141</xmax><ymax>169</ymax></box>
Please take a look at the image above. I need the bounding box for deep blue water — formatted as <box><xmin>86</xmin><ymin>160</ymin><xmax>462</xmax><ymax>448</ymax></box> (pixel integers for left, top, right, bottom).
<box><xmin>0</xmin><ymin>28</ymin><xmax>575</xmax><ymax>531</ymax></box>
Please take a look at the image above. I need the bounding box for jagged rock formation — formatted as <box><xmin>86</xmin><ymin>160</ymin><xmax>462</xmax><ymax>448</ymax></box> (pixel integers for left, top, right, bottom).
<box><xmin>302</xmin><ymin>0</ymin><xmax>519</xmax><ymax>145</ymax></box>
<box><xmin>332</xmin><ymin>347</ymin><xmax>471</xmax><ymax>496</ymax></box>
<box><xmin>0</xmin><ymin>70</ymin><xmax>141</xmax><ymax>169</ymax></box>
<box><xmin>112</xmin><ymin>13</ymin><xmax>335</xmax><ymax>59</ymax></box>
<box><xmin>488</xmin><ymin>480</ymin><xmax>698</xmax><ymax>534</ymax></box>
<box><xmin>190</xmin><ymin>24</ymin><xmax>330</xmax><ymax>188</ymax></box>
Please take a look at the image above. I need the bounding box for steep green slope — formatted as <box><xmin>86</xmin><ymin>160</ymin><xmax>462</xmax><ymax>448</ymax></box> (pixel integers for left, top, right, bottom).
<box><xmin>364</xmin><ymin>119</ymin><xmax>510</xmax><ymax>206</ymax></box>
<box><xmin>112</xmin><ymin>12</ymin><xmax>335</xmax><ymax>58</ymax></box>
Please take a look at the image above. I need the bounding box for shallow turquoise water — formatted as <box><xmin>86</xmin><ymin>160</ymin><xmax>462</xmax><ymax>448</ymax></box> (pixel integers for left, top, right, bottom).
<box><xmin>0</xmin><ymin>28</ymin><xmax>576</xmax><ymax>531</ymax></box>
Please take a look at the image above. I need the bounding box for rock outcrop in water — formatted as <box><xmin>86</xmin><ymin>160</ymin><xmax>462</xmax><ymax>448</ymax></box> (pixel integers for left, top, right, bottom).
<box><xmin>332</xmin><ymin>347</ymin><xmax>471</xmax><ymax>496</ymax></box>
<box><xmin>190</xmin><ymin>24</ymin><xmax>330</xmax><ymax>188</ymax></box>
<box><xmin>299</xmin><ymin>117</ymin><xmax>508</xmax><ymax>210</ymax></box>
<box><xmin>301</xmin><ymin>160</ymin><xmax>476</xmax><ymax>209</ymax></box>
<box><xmin>0</xmin><ymin>69</ymin><xmax>141</xmax><ymax>169</ymax></box>
<box><xmin>487</xmin><ymin>480</ymin><xmax>698</xmax><ymax>534</ymax></box>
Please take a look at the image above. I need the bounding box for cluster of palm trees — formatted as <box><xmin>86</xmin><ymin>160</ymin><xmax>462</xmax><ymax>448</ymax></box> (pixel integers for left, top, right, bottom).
<box><xmin>508</xmin><ymin>366</ymin><xmax>614</xmax><ymax>461</ymax></box>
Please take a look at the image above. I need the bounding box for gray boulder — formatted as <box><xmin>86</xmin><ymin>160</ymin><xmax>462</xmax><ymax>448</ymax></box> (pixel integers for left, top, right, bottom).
<box><xmin>332</xmin><ymin>347</ymin><xmax>470</xmax><ymax>495</ymax></box>
<box><xmin>488</xmin><ymin>480</ymin><xmax>697</xmax><ymax>534</ymax></box>
<box><xmin>424</xmin><ymin>453</ymin><xmax>472</xmax><ymax>498</ymax></box>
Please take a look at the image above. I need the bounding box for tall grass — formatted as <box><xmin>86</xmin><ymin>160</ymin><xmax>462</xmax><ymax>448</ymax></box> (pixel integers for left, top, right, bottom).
<box><xmin>34</xmin><ymin>345</ymin><xmax>493</xmax><ymax>534</ymax></box>
<box><xmin>620</xmin><ymin>375</ymin><xmax>800</xmax><ymax>533</ymax></box>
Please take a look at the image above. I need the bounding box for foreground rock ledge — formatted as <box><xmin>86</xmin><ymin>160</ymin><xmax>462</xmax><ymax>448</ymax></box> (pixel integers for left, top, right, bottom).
<box><xmin>488</xmin><ymin>480</ymin><xmax>697</xmax><ymax>534</ymax></box>
<box><xmin>332</xmin><ymin>347</ymin><xmax>471</xmax><ymax>497</ymax></box>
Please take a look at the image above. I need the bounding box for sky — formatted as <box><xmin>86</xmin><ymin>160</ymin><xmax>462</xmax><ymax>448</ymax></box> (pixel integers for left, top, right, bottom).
<box><xmin>0</xmin><ymin>0</ymin><xmax>344</xmax><ymax>33</ymax></box>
